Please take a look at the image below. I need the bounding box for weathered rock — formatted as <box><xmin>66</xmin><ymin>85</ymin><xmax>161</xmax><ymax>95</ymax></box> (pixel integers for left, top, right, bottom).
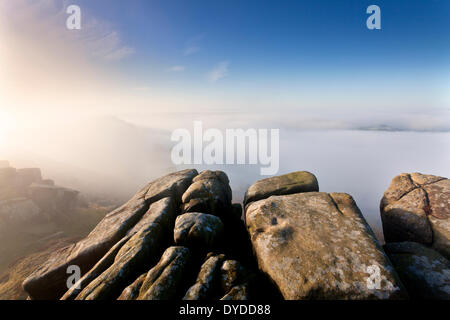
<box><xmin>246</xmin><ymin>192</ymin><xmax>407</xmax><ymax>299</ymax></box>
<box><xmin>181</xmin><ymin>170</ymin><xmax>232</xmax><ymax>215</ymax></box>
<box><xmin>244</xmin><ymin>171</ymin><xmax>319</xmax><ymax>206</ymax></box>
<box><xmin>384</xmin><ymin>242</ymin><xmax>450</xmax><ymax>299</ymax></box>
<box><xmin>430</xmin><ymin>216</ymin><xmax>450</xmax><ymax>260</ymax></box>
<box><xmin>192</xmin><ymin>170</ymin><xmax>232</xmax><ymax>202</ymax></box>
<box><xmin>424</xmin><ymin>179</ymin><xmax>450</xmax><ymax>258</ymax></box>
<box><xmin>194</xmin><ymin>170</ymin><xmax>230</xmax><ymax>184</ymax></box>
<box><xmin>381</xmin><ymin>173</ymin><xmax>450</xmax><ymax>259</ymax></box>
<box><xmin>174</xmin><ymin>213</ymin><xmax>224</xmax><ymax>249</ymax></box>
<box><xmin>219</xmin><ymin>259</ymin><xmax>253</xmax><ymax>300</ymax></box>
<box><xmin>23</xmin><ymin>195</ymin><xmax>148</xmax><ymax>299</ymax></box>
<box><xmin>381</xmin><ymin>186</ymin><xmax>432</xmax><ymax>244</ymax></box>
<box><xmin>181</xmin><ymin>198</ymin><xmax>213</xmax><ymax>214</ymax></box>
<box><xmin>144</xmin><ymin>169</ymin><xmax>198</xmax><ymax>204</ymax></box>
<box><xmin>75</xmin><ymin>197</ymin><xmax>177</xmax><ymax>300</ymax></box>
<box><xmin>22</xmin><ymin>169</ymin><xmax>197</xmax><ymax>300</ymax></box>
<box><xmin>28</xmin><ymin>183</ymin><xmax>79</xmax><ymax>217</ymax></box>
<box><xmin>183</xmin><ymin>253</ymin><xmax>225</xmax><ymax>300</ymax></box>
<box><xmin>62</xmin><ymin>206</ymin><xmax>165</xmax><ymax>300</ymax></box>
<box><xmin>137</xmin><ymin>246</ymin><xmax>191</xmax><ymax>300</ymax></box>
<box><xmin>117</xmin><ymin>273</ymin><xmax>146</xmax><ymax>300</ymax></box>
<box><xmin>25</xmin><ymin>168</ymin><xmax>450</xmax><ymax>301</ymax></box>
<box><xmin>0</xmin><ymin>164</ymin><xmax>81</xmax><ymax>229</ymax></box>
<box><xmin>221</xmin><ymin>283</ymin><xmax>250</xmax><ymax>300</ymax></box>
<box><xmin>220</xmin><ymin>260</ymin><xmax>246</xmax><ymax>293</ymax></box>
<box><xmin>0</xmin><ymin>166</ymin><xmax>46</xmax><ymax>200</ymax></box>
<box><xmin>61</xmin><ymin>235</ymin><xmax>131</xmax><ymax>300</ymax></box>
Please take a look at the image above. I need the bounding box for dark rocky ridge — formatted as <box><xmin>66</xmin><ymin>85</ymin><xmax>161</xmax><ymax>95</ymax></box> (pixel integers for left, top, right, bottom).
<box><xmin>21</xmin><ymin>170</ymin><xmax>450</xmax><ymax>300</ymax></box>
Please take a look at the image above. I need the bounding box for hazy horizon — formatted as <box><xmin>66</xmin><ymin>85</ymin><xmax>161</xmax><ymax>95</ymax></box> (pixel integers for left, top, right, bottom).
<box><xmin>3</xmin><ymin>114</ymin><xmax>450</xmax><ymax>241</ymax></box>
<box><xmin>1</xmin><ymin>0</ymin><xmax>450</xmax><ymax>241</ymax></box>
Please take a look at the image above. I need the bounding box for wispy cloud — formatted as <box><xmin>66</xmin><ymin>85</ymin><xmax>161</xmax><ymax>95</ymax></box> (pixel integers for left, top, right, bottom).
<box><xmin>207</xmin><ymin>61</ymin><xmax>229</xmax><ymax>82</ymax></box>
<box><xmin>184</xmin><ymin>46</ymin><xmax>200</xmax><ymax>56</ymax></box>
<box><xmin>2</xmin><ymin>0</ymin><xmax>135</xmax><ymax>62</ymax></box>
<box><xmin>71</xmin><ymin>15</ymin><xmax>135</xmax><ymax>62</ymax></box>
<box><xmin>104</xmin><ymin>47</ymin><xmax>135</xmax><ymax>61</ymax></box>
<box><xmin>167</xmin><ymin>66</ymin><xmax>186</xmax><ymax>72</ymax></box>
<box><xmin>183</xmin><ymin>33</ymin><xmax>204</xmax><ymax>56</ymax></box>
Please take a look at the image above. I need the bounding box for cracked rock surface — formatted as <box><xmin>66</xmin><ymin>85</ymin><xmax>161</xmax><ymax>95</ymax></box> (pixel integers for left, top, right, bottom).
<box><xmin>381</xmin><ymin>173</ymin><xmax>450</xmax><ymax>259</ymax></box>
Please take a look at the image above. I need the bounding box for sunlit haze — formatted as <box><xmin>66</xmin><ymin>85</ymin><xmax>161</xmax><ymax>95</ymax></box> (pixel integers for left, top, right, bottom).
<box><xmin>1</xmin><ymin>0</ymin><xmax>449</xmax><ymax>238</ymax></box>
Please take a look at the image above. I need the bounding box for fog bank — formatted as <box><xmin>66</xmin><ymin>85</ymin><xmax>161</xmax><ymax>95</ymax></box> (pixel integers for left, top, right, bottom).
<box><xmin>2</xmin><ymin>112</ymin><xmax>449</xmax><ymax>241</ymax></box>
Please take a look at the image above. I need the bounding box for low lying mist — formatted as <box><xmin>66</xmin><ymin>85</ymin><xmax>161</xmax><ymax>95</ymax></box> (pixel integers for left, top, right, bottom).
<box><xmin>2</xmin><ymin>111</ymin><xmax>450</xmax><ymax>241</ymax></box>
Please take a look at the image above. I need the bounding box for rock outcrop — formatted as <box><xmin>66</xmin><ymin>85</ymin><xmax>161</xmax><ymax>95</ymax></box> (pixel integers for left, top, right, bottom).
<box><xmin>135</xmin><ymin>246</ymin><xmax>192</xmax><ymax>300</ymax></box>
<box><xmin>378</xmin><ymin>173</ymin><xmax>450</xmax><ymax>300</ymax></box>
<box><xmin>28</xmin><ymin>183</ymin><xmax>79</xmax><ymax>219</ymax></box>
<box><xmin>0</xmin><ymin>167</ymin><xmax>43</xmax><ymax>200</ymax></box>
<box><xmin>23</xmin><ymin>168</ymin><xmax>260</xmax><ymax>301</ymax></box>
<box><xmin>61</xmin><ymin>235</ymin><xmax>132</xmax><ymax>300</ymax></box>
<box><xmin>220</xmin><ymin>260</ymin><xmax>247</xmax><ymax>293</ymax></box>
<box><xmin>381</xmin><ymin>173</ymin><xmax>450</xmax><ymax>259</ymax></box>
<box><xmin>245</xmin><ymin>189</ymin><xmax>407</xmax><ymax>299</ymax></box>
<box><xmin>183</xmin><ymin>253</ymin><xmax>225</xmax><ymax>300</ymax></box>
<box><xmin>174</xmin><ymin>213</ymin><xmax>224</xmax><ymax>248</ymax></box>
<box><xmin>244</xmin><ymin>171</ymin><xmax>318</xmax><ymax>207</ymax></box>
<box><xmin>384</xmin><ymin>242</ymin><xmax>450</xmax><ymax>299</ymax></box>
<box><xmin>23</xmin><ymin>169</ymin><xmax>197</xmax><ymax>299</ymax></box>
<box><xmin>117</xmin><ymin>273</ymin><xmax>146</xmax><ymax>300</ymax></box>
<box><xmin>181</xmin><ymin>170</ymin><xmax>232</xmax><ymax>216</ymax></box>
<box><xmin>22</xmin><ymin>169</ymin><xmax>450</xmax><ymax>300</ymax></box>
<box><xmin>74</xmin><ymin>197</ymin><xmax>178</xmax><ymax>300</ymax></box>
<box><xmin>0</xmin><ymin>163</ymin><xmax>79</xmax><ymax>227</ymax></box>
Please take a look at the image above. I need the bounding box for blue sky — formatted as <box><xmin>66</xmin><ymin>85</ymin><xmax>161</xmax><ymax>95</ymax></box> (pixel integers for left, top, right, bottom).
<box><xmin>1</xmin><ymin>1</ymin><xmax>449</xmax><ymax>221</ymax></box>
<box><xmin>79</xmin><ymin>1</ymin><xmax>449</xmax><ymax>78</ymax></box>
<box><xmin>69</xmin><ymin>0</ymin><xmax>450</xmax><ymax>113</ymax></box>
<box><xmin>2</xmin><ymin>0</ymin><xmax>450</xmax><ymax>121</ymax></box>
